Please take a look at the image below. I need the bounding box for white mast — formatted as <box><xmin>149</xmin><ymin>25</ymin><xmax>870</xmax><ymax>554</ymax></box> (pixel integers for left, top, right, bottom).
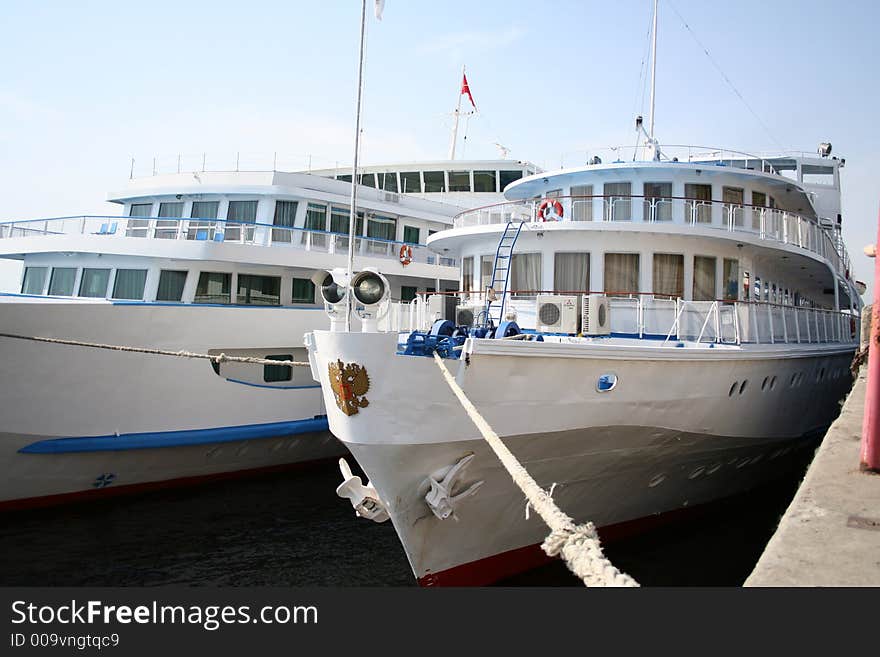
<box><xmin>448</xmin><ymin>65</ymin><xmax>465</xmax><ymax>160</ymax></box>
<box><xmin>646</xmin><ymin>0</ymin><xmax>660</xmax><ymax>160</ymax></box>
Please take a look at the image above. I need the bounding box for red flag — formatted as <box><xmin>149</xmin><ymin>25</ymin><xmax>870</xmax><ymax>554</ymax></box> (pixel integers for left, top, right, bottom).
<box><xmin>461</xmin><ymin>73</ymin><xmax>476</xmax><ymax>109</ymax></box>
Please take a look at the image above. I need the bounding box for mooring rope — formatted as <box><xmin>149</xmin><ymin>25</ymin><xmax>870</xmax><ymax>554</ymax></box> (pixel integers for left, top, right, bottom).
<box><xmin>432</xmin><ymin>352</ymin><xmax>639</xmax><ymax>587</ymax></box>
<box><xmin>0</xmin><ymin>332</ymin><xmax>311</xmax><ymax>367</ymax></box>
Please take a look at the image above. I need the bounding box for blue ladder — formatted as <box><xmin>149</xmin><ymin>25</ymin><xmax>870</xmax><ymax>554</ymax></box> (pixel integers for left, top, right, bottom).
<box><xmin>483</xmin><ymin>221</ymin><xmax>525</xmax><ymax>327</ymax></box>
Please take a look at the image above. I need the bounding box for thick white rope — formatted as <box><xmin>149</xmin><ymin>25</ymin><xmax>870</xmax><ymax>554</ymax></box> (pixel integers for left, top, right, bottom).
<box><xmin>432</xmin><ymin>352</ymin><xmax>639</xmax><ymax>587</ymax></box>
<box><xmin>0</xmin><ymin>332</ymin><xmax>310</xmax><ymax>367</ymax></box>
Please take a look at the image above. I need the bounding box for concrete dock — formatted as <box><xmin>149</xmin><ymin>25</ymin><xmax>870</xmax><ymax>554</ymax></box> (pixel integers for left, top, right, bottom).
<box><xmin>745</xmin><ymin>367</ymin><xmax>880</xmax><ymax>586</ymax></box>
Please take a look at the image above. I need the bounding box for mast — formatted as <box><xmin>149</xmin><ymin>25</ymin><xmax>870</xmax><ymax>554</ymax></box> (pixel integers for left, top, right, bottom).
<box><xmin>448</xmin><ymin>65</ymin><xmax>465</xmax><ymax>160</ymax></box>
<box><xmin>648</xmin><ymin>0</ymin><xmax>658</xmax><ymax>141</ymax></box>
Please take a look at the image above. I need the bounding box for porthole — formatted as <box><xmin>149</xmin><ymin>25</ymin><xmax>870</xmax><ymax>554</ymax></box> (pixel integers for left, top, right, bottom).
<box><xmin>729</xmin><ymin>382</ymin><xmax>738</xmax><ymax>397</ymax></box>
<box><xmin>596</xmin><ymin>373</ymin><xmax>618</xmax><ymax>393</ymax></box>
<box><xmin>739</xmin><ymin>380</ymin><xmax>748</xmax><ymax>395</ymax></box>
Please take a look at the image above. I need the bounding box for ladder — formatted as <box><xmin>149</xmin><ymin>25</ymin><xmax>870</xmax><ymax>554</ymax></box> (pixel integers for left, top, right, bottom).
<box><xmin>483</xmin><ymin>221</ymin><xmax>525</xmax><ymax>327</ymax></box>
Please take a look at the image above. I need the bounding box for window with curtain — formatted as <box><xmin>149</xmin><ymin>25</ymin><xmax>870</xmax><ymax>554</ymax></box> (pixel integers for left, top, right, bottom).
<box><xmin>480</xmin><ymin>255</ymin><xmax>494</xmax><ymax>292</ymax></box>
<box><xmin>554</xmin><ymin>253</ymin><xmax>589</xmax><ymax>293</ymax></box>
<box><xmin>403</xmin><ymin>226</ymin><xmax>420</xmax><ymax>244</ymax></box>
<box><xmin>129</xmin><ymin>203</ymin><xmax>152</xmax><ymax>217</ymax></box>
<box><xmin>79</xmin><ymin>268</ymin><xmax>110</xmax><ymax>298</ymax></box>
<box><xmin>400</xmin><ymin>172</ymin><xmax>421</xmax><ymax>194</ymax></box>
<box><xmin>723</xmin><ymin>258</ymin><xmax>739</xmax><ymax>301</ymax></box>
<box><xmin>750</xmin><ymin>190</ymin><xmax>767</xmax><ymax>230</ymax></box>
<box><xmin>652</xmin><ymin>253</ymin><xmax>684</xmax><ymax>298</ymax></box>
<box><xmin>401</xmin><ymin>286</ymin><xmax>418</xmax><ymax>302</ymax></box>
<box><xmin>423</xmin><ymin>171</ymin><xmax>445</xmax><ymax>192</ymax></box>
<box><xmin>329</xmin><ymin>207</ymin><xmax>363</xmax><ymax>234</ymax></box>
<box><xmin>292</xmin><ymin>278</ymin><xmax>316</xmax><ymax>304</ymax></box>
<box><xmin>227</xmin><ymin>200</ymin><xmax>257</xmax><ymax>222</ymax></box>
<box><xmin>48</xmin><ymin>268</ymin><xmax>76</xmax><ymax>296</ymax></box>
<box><xmin>684</xmin><ymin>183</ymin><xmax>712</xmax><ymax>224</ymax></box>
<box><xmin>271</xmin><ymin>200</ymin><xmax>298</xmax><ymax>243</ymax></box>
<box><xmin>447</xmin><ymin>171</ymin><xmax>471</xmax><ymax>192</ymax></box>
<box><xmin>473</xmin><ymin>171</ymin><xmax>497</xmax><ymax>193</ymax></box>
<box><xmin>112</xmin><ymin>269</ymin><xmax>147</xmax><ymax>300</ymax></box>
<box><xmin>237</xmin><ymin>274</ymin><xmax>281</xmax><ymax>305</ymax></box>
<box><xmin>367</xmin><ymin>215</ymin><xmax>396</xmax><ymax>241</ymax></box>
<box><xmin>127</xmin><ymin>203</ymin><xmax>153</xmax><ymax>237</ymax></box>
<box><xmin>604</xmin><ymin>253</ymin><xmax>639</xmax><ymax>296</ymax></box>
<box><xmin>604</xmin><ymin>182</ymin><xmax>631</xmax><ymax>221</ymax></box>
<box><xmin>461</xmin><ymin>257</ymin><xmax>474</xmax><ymax>293</ymax></box>
<box><xmin>190</xmin><ymin>201</ymin><xmax>219</xmax><ymax>219</ymax></box>
<box><xmin>158</xmin><ymin>202</ymin><xmax>184</xmax><ymax>217</ymax></box>
<box><xmin>571</xmin><ymin>185</ymin><xmax>593</xmax><ymax>221</ymax></box>
<box><xmin>510</xmin><ymin>253</ymin><xmax>542</xmax><ymax>296</ymax></box>
<box><xmin>156</xmin><ymin>270</ymin><xmax>187</xmax><ymax>301</ymax></box>
<box><xmin>644</xmin><ymin>182</ymin><xmax>672</xmax><ymax>221</ymax></box>
<box><xmin>304</xmin><ymin>204</ymin><xmax>327</xmax><ymax>230</ymax></box>
<box><xmin>693</xmin><ymin>256</ymin><xmax>717</xmax><ymax>301</ymax></box>
<box><xmin>194</xmin><ymin>272</ymin><xmax>230</xmax><ymax>304</ymax></box>
<box><xmin>21</xmin><ymin>267</ymin><xmax>47</xmax><ymax>295</ymax></box>
<box><xmin>722</xmin><ymin>187</ymin><xmax>744</xmax><ymax>227</ymax></box>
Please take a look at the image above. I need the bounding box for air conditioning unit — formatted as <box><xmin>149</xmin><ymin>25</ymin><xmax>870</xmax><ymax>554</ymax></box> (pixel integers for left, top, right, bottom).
<box><xmin>455</xmin><ymin>304</ymin><xmax>483</xmax><ymax>327</ymax></box>
<box><xmin>426</xmin><ymin>294</ymin><xmax>446</xmax><ymax>322</ymax></box>
<box><xmin>582</xmin><ymin>294</ymin><xmax>611</xmax><ymax>335</ymax></box>
<box><xmin>536</xmin><ymin>295</ymin><xmax>579</xmax><ymax>334</ymax></box>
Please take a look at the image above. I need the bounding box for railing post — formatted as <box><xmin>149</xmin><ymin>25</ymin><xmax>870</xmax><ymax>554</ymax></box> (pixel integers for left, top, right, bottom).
<box><xmin>767</xmin><ymin>303</ymin><xmax>774</xmax><ymax>344</ymax></box>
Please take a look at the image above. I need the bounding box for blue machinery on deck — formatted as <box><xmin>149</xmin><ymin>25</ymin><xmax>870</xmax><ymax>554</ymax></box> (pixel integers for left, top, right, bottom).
<box><xmin>401</xmin><ymin>319</ymin><xmax>542</xmax><ymax>359</ymax></box>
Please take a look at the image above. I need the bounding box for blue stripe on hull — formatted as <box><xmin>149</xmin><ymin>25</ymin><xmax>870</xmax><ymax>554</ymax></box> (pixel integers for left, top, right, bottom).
<box><xmin>18</xmin><ymin>416</ymin><xmax>330</xmax><ymax>454</ymax></box>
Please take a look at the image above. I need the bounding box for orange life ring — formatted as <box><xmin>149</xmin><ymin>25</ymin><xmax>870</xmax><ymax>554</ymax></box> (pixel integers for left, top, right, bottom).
<box><xmin>399</xmin><ymin>244</ymin><xmax>413</xmax><ymax>266</ymax></box>
<box><xmin>538</xmin><ymin>198</ymin><xmax>563</xmax><ymax>221</ymax></box>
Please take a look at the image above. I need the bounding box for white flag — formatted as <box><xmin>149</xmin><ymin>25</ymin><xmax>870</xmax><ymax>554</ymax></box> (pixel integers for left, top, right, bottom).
<box><xmin>375</xmin><ymin>0</ymin><xmax>384</xmax><ymax>20</ymax></box>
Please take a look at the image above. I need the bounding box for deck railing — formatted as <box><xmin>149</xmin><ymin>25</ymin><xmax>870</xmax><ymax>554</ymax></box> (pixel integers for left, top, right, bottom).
<box><xmin>452</xmin><ymin>196</ymin><xmax>851</xmax><ymax>282</ymax></box>
<box><xmin>0</xmin><ymin>215</ymin><xmax>457</xmax><ymax>268</ymax></box>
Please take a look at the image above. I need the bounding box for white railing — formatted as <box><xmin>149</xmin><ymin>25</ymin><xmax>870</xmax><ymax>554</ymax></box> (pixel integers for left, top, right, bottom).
<box><xmin>127</xmin><ymin>152</ymin><xmax>345</xmax><ymax>178</ymax></box>
<box><xmin>453</xmin><ymin>196</ymin><xmax>851</xmax><ymax>282</ymax></box>
<box><xmin>0</xmin><ymin>216</ymin><xmax>457</xmax><ymax>268</ymax></box>
<box><xmin>556</xmin><ymin>144</ymin><xmax>782</xmax><ymax>174</ymax></box>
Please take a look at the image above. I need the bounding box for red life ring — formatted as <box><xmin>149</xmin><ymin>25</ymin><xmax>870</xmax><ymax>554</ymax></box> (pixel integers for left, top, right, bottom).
<box><xmin>538</xmin><ymin>198</ymin><xmax>563</xmax><ymax>221</ymax></box>
<box><xmin>399</xmin><ymin>244</ymin><xmax>413</xmax><ymax>266</ymax></box>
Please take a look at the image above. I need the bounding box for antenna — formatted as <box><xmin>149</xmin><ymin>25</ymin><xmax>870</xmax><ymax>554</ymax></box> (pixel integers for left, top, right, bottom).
<box><xmin>494</xmin><ymin>142</ymin><xmax>511</xmax><ymax>159</ymax></box>
<box><xmin>648</xmin><ymin>0</ymin><xmax>658</xmax><ymax>141</ymax></box>
<box><xmin>449</xmin><ymin>65</ymin><xmax>465</xmax><ymax>160</ymax></box>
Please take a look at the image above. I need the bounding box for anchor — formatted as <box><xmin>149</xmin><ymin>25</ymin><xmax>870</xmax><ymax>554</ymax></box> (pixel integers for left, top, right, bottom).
<box><xmin>424</xmin><ymin>453</ymin><xmax>484</xmax><ymax>521</ymax></box>
<box><xmin>336</xmin><ymin>458</ymin><xmax>389</xmax><ymax>523</ymax></box>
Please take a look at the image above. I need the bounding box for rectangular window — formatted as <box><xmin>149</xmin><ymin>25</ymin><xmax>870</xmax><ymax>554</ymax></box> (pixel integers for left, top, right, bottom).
<box><xmin>684</xmin><ymin>183</ymin><xmax>712</xmax><ymax>224</ymax></box>
<box><xmin>190</xmin><ymin>201</ymin><xmax>219</xmax><ymax>219</ymax></box>
<box><xmin>194</xmin><ymin>272</ymin><xmax>231</xmax><ymax>304</ymax></box>
<box><xmin>571</xmin><ymin>185</ymin><xmax>593</xmax><ymax>221</ymax></box>
<box><xmin>481</xmin><ymin>255</ymin><xmax>494</xmax><ymax>292</ymax></box>
<box><xmin>304</xmin><ymin>203</ymin><xmax>327</xmax><ymax>230</ymax></box>
<box><xmin>723</xmin><ymin>258</ymin><xmax>739</xmax><ymax>301</ymax></box>
<box><xmin>510</xmin><ymin>253</ymin><xmax>542</xmax><ymax>296</ymax></box>
<box><xmin>237</xmin><ymin>274</ymin><xmax>281</xmax><ymax>305</ymax></box>
<box><xmin>462</xmin><ymin>256</ymin><xmax>474</xmax><ymax>292</ymax></box>
<box><xmin>129</xmin><ymin>203</ymin><xmax>152</xmax><ymax>217</ymax></box>
<box><xmin>652</xmin><ymin>253</ymin><xmax>684</xmax><ymax>298</ymax></box>
<box><xmin>604</xmin><ymin>253</ymin><xmax>639</xmax><ymax>296</ymax></box>
<box><xmin>78</xmin><ymin>268</ymin><xmax>110</xmax><ymax>298</ymax></box>
<box><xmin>399</xmin><ymin>172</ymin><xmax>421</xmax><ymax>194</ymax></box>
<box><xmin>378</xmin><ymin>172</ymin><xmax>398</xmax><ymax>193</ymax></box>
<box><xmin>751</xmin><ymin>191</ymin><xmax>767</xmax><ymax>207</ymax></box>
<box><xmin>403</xmin><ymin>225</ymin><xmax>420</xmax><ymax>244</ymax></box>
<box><xmin>292</xmin><ymin>278</ymin><xmax>316</xmax><ymax>304</ymax></box>
<box><xmin>329</xmin><ymin>207</ymin><xmax>363</xmax><ymax>235</ymax></box>
<box><xmin>447</xmin><ymin>171</ymin><xmax>471</xmax><ymax>192</ymax></box>
<box><xmin>227</xmin><ymin>200</ymin><xmax>257</xmax><ymax>222</ymax></box>
<box><xmin>127</xmin><ymin>203</ymin><xmax>153</xmax><ymax>237</ymax></box>
<box><xmin>21</xmin><ymin>267</ymin><xmax>47</xmax><ymax>295</ymax></box>
<box><xmin>604</xmin><ymin>182</ymin><xmax>632</xmax><ymax>221</ymax></box>
<box><xmin>473</xmin><ymin>170</ymin><xmax>497</xmax><ymax>193</ymax></box>
<box><xmin>644</xmin><ymin>182</ymin><xmax>673</xmax><ymax>221</ymax></box>
<box><xmin>272</xmin><ymin>200</ymin><xmax>298</xmax><ymax>242</ymax></box>
<box><xmin>112</xmin><ymin>269</ymin><xmax>147</xmax><ymax>300</ymax></box>
<box><xmin>423</xmin><ymin>171</ymin><xmax>445</xmax><ymax>193</ymax></box>
<box><xmin>336</xmin><ymin>174</ymin><xmax>352</xmax><ymax>183</ymax></box>
<box><xmin>693</xmin><ymin>256</ymin><xmax>717</xmax><ymax>301</ymax></box>
<box><xmin>156</xmin><ymin>270</ymin><xmax>187</xmax><ymax>302</ymax></box>
<box><xmin>723</xmin><ymin>187</ymin><xmax>744</xmax><ymax>227</ymax></box>
<box><xmin>264</xmin><ymin>354</ymin><xmax>292</xmax><ymax>383</ymax></box>
<box><xmin>499</xmin><ymin>170</ymin><xmax>523</xmax><ymax>190</ymax></box>
<box><xmin>367</xmin><ymin>215</ymin><xmax>396</xmax><ymax>241</ymax></box>
<box><xmin>158</xmin><ymin>202</ymin><xmax>184</xmax><ymax>217</ymax></box>
<box><xmin>154</xmin><ymin>202</ymin><xmax>183</xmax><ymax>239</ymax></box>
<box><xmin>358</xmin><ymin>173</ymin><xmax>376</xmax><ymax>188</ymax></box>
<box><xmin>48</xmin><ymin>267</ymin><xmax>76</xmax><ymax>296</ymax></box>
<box><xmin>750</xmin><ymin>191</ymin><xmax>767</xmax><ymax>230</ymax></box>
<box><xmin>554</xmin><ymin>253</ymin><xmax>589</xmax><ymax>293</ymax></box>
<box><xmin>401</xmin><ymin>285</ymin><xmax>418</xmax><ymax>302</ymax></box>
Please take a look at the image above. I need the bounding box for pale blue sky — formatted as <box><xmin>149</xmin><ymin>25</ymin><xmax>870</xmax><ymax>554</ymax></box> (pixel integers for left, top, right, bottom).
<box><xmin>1</xmin><ymin>0</ymin><xmax>878</xmax><ymax>298</ymax></box>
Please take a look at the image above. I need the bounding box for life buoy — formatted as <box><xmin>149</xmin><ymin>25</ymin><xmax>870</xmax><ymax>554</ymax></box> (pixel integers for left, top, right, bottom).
<box><xmin>538</xmin><ymin>198</ymin><xmax>563</xmax><ymax>221</ymax></box>
<box><xmin>399</xmin><ymin>244</ymin><xmax>413</xmax><ymax>266</ymax></box>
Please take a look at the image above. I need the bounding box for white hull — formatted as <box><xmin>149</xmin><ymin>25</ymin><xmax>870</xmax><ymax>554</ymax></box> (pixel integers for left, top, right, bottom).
<box><xmin>309</xmin><ymin>330</ymin><xmax>854</xmax><ymax>584</ymax></box>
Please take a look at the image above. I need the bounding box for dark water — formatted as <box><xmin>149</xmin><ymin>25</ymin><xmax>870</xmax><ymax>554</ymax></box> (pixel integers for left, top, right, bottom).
<box><xmin>0</xmin><ymin>450</ymin><xmax>815</xmax><ymax>587</ymax></box>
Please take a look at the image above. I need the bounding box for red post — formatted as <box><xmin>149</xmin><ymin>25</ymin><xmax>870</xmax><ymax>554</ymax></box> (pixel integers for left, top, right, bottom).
<box><xmin>861</xmin><ymin>206</ymin><xmax>880</xmax><ymax>471</ymax></box>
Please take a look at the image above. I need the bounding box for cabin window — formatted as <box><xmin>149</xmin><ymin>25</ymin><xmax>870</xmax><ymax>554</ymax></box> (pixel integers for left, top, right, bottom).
<box><xmin>554</xmin><ymin>253</ymin><xmax>589</xmax><ymax>293</ymax></box>
<box><xmin>79</xmin><ymin>268</ymin><xmax>110</xmax><ymax>298</ymax></box>
<box><xmin>194</xmin><ymin>272</ymin><xmax>231</xmax><ymax>304</ymax></box>
<box><xmin>750</xmin><ymin>191</ymin><xmax>767</xmax><ymax>230</ymax></box>
<box><xmin>264</xmin><ymin>355</ymin><xmax>292</xmax><ymax>383</ymax></box>
<box><xmin>154</xmin><ymin>202</ymin><xmax>183</xmax><ymax>238</ymax></box>
<box><xmin>571</xmin><ymin>185</ymin><xmax>593</xmax><ymax>221</ymax></box>
<box><xmin>112</xmin><ymin>269</ymin><xmax>147</xmax><ymax>300</ymax></box>
<box><xmin>604</xmin><ymin>253</ymin><xmax>639</xmax><ymax>296</ymax></box>
<box><xmin>447</xmin><ymin>171</ymin><xmax>471</xmax><ymax>192</ymax></box>
<box><xmin>378</xmin><ymin>172</ymin><xmax>399</xmax><ymax>193</ymax></box>
<box><xmin>400</xmin><ymin>172</ymin><xmax>421</xmax><ymax>194</ymax></box>
<box><xmin>643</xmin><ymin>183</ymin><xmax>673</xmax><ymax>221</ymax></box>
<box><xmin>237</xmin><ymin>274</ymin><xmax>281</xmax><ymax>305</ymax></box>
<box><xmin>156</xmin><ymin>270</ymin><xmax>188</xmax><ymax>302</ymax></box>
<box><xmin>693</xmin><ymin>256</ymin><xmax>717</xmax><ymax>301</ymax></box>
<box><xmin>292</xmin><ymin>278</ymin><xmax>316</xmax><ymax>304</ymax></box>
<box><xmin>21</xmin><ymin>267</ymin><xmax>47</xmax><ymax>295</ymax></box>
<box><xmin>461</xmin><ymin>257</ymin><xmax>474</xmax><ymax>293</ymax></box>
<box><xmin>752</xmin><ymin>191</ymin><xmax>767</xmax><ymax>207</ymax></box>
<box><xmin>158</xmin><ymin>202</ymin><xmax>184</xmax><ymax>217</ymax></box>
<box><xmin>272</xmin><ymin>200</ymin><xmax>298</xmax><ymax>243</ymax></box>
<box><xmin>423</xmin><ymin>171</ymin><xmax>446</xmax><ymax>192</ymax></box>
<box><xmin>305</xmin><ymin>203</ymin><xmax>327</xmax><ymax>231</ymax></box>
<box><xmin>604</xmin><ymin>182</ymin><xmax>631</xmax><ymax>221</ymax></box>
<box><xmin>723</xmin><ymin>259</ymin><xmax>739</xmax><ymax>301</ymax></box>
<box><xmin>366</xmin><ymin>215</ymin><xmax>396</xmax><ymax>241</ymax></box>
<box><xmin>191</xmin><ymin>201</ymin><xmax>219</xmax><ymax>219</ymax></box>
<box><xmin>129</xmin><ymin>203</ymin><xmax>152</xmax><ymax>217</ymax></box>
<box><xmin>722</xmin><ymin>187</ymin><xmax>744</xmax><ymax>227</ymax></box>
<box><xmin>802</xmin><ymin>164</ymin><xmax>834</xmax><ymax>186</ymax></box>
<box><xmin>652</xmin><ymin>254</ymin><xmax>684</xmax><ymax>298</ymax></box>
<box><xmin>330</xmin><ymin>207</ymin><xmax>363</xmax><ymax>235</ymax></box>
<box><xmin>401</xmin><ymin>286</ymin><xmax>418</xmax><ymax>302</ymax></box>
<box><xmin>403</xmin><ymin>225</ymin><xmax>420</xmax><ymax>244</ymax></box>
<box><xmin>684</xmin><ymin>183</ymin><xmax>712</xmax><ymax>224</ymax></box>
<box><xmin>480</xmin><ymin>255</ymin><xmax>494</xmax><ymax>292</ymax></box>
<box><xmin>358</xmin><ymin>173</ymin><xmax>376</xmax><ymax>188</ymax></box>
<box><xmin>127</xmin><ymin>204</ymin><xmax>153</xmax><ymax>237</ymax></box>
<box><xmin>48</xmin><ymin>267</ymin><xmax>76</xmax><ymax>296</ymax></box>
<box><xmin>510</xmin><ymin>253</ymin><xmax>542</xmax><ymax>297</ymax></box>
<box><xmin>499</xmin><ymin>170</ymin><xmax>523</xmax><ymax>190</ymax></box>
<box><xmin>228</xmin><ymin>200</ymin><xmax>258</xmax><ymax>223</ymax></box>
<box><xmin>473</xmin><ymin>170</ymin><xmax>497</xmax><ymax>193</ymax></box>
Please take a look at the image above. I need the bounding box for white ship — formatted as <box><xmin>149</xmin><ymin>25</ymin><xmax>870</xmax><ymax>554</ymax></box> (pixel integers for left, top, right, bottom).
<box><xmin>0</xmin><ymin>155</ymin><xmax>538</xmax><ymax>509</ymax></box>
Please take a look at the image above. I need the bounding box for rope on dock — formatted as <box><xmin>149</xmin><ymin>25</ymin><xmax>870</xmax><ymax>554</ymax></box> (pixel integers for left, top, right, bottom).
<box><xmin>431</xmin><ymin>352</ymin><xmax>639</xmax><ymax>587</ymax></box>
<box><xmin>0</xmin><ymin>332</ymin><xmax>311</xmax><ymax>367</ymax></box>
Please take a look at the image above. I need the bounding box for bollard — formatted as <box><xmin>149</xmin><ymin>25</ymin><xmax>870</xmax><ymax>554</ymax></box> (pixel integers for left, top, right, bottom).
<box><xmin>861</xmin><ymin>207</ymin><xmax>880</xmax><ymax>471</ymax></box>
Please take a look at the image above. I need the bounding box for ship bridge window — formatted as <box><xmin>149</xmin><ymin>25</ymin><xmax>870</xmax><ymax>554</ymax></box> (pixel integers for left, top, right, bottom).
<box><xmin>194</xmin><ymin>272</ymin><xmax>231</xmax><ymax>304</ymax></box>
<box><xmin>604</xmin><ymin>253</ymin><xmax>639</xmax><ymax>297</ymax></box>
<box><xmin>685</xmin><ymin>183</ymin><xmax>712</xmax><ymax>224</ymax></box>
<box><xmin>336</xmin><ymin>174</ymin><xmax>352</xmax><ymax>183</ymax></box>
<box><xmin>510</xmin><ymin>253</ymin><xmax>542</xmax><ymax>297</ymax></box>
<box><xmin>802</xmin><ymin>164</ymin><xmax>834</xmax><ymax>186</ymax></box>
<box><xmin>237</xmin><ymin>274</ymin><xmax>281</xmax><ymax>305</ymax></box>
<box><xmin>723</xmin><ymin>258</ymin><xmax>740</xmax><ymax>301</ymax></box>
<box><xmin>358</xmin><ymin>173</ymin><xmax>376</xmax><ymax>188</ymax></box>
<box><xmin>292</xmin><ymin>277</ymin><xmax>316</xmax><ymax>304</ymax></box>
<box><xmin>423</xmin><ymin>171</ymin><xmax>446</xmax><ymax>193</ymax></box>
<box><xmin>378</xmin><ymin>172</ymin><xmax>399</xmax><ymax>193</ymax></box>
<box><xmin>462</xmin><ymin>257</ymin><xmax>474</xmax><ymax>293</ymax></box>
<box><xmin>473</xmin><ymin>170</ymin><xmax>497</xmax><ymax>193</ymax></box>
<box><xmin>21</xmin><ymin>267</ymin><xmax>47</xmax><ymax>295</ymax></box>
<box><xmin>448</xmin><ymin>171</ymin><xmax>471</xmax><ymax>192</ymax></box>
<box><xmin>693</xmin><ymin>256</ymin><xmax>717</xmax><ymax>301</ymax></box>
<box><xmin>156</xmin><ymin>270</ymin><xmax>188</xmax><ymax>302</ymax></box>
<box><xmin>400</xmin><ymin>171</ymin><xmax>421</xmax><ymax>194</ymax></box>
<box><xmin>644</xmin><ymin>183</ymin><xmax>673</xmax><ymax>222</ymax></box>
<box><xmin>48</xmin><ymin>267</ymin><xmax>76</xmax><ymax>296</ymax></box>
<box><xmin>554</xmin><ymin>253</ymin><xmax>590</xmax><ymax>294</ymax></box>
<box><xmin>653</xmin><ymin>254</ymin><xmax>684</xmax><ymax>298</ymax></box>
<box><xmin>499</xmin><ymin>170</ymin><xmax>523</xmax><ymax>190</ymax></box>
<box><xmin>604</xmin><ymin>182</ymin><xmax>632</xmax><ymax>221</ymax></box>
<box><xmin>79</xmin><ymin>268</ymin><xmax>110</xmax><ymax>298</ymax></box>
<box><xmin>129</xmin><ymin>203</ymin><xmax>153</xmax><ymax>217</ymax></box>
<box><xmin>112</xmin><ymin>269</ymin><xmax>147</xmax><ymax>300</ymax></box>
<box><xmin>571</xmin><ymin>185</ymin><xmax>593</xmax><ymax>221</ymax></box>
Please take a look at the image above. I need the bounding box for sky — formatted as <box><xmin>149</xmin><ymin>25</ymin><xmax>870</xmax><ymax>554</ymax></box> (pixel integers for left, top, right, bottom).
<box><xmin>1</xmin><ymin>0</ymin><xmax>878</xmax><ymax>298</ymax></box>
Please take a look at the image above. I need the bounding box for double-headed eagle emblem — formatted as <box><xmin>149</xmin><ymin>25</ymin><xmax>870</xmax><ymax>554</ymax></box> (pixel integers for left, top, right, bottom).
<box><xmin>328</xmin><ymin>359</ymin><xmax>370</xmax><ymax>416</ymax></box>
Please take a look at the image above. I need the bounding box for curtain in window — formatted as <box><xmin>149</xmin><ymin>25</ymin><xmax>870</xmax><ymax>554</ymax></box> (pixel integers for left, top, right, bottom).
<box><xmin>129</xmin><ymin>204</ymin><xmax>152</xmax><ymax>217</ymax></box>
<box><xmin>604</xmin><ymin>253</ymin><xmax>639</xmax><ymax>296</ymax></box>
<box><xmin>158</xmin><ymin>202</ymin><xmax>184</xmax><ymax>217</ymax></box>
<box><xmin>461</xmin><ymin>257</ymin><xmax>474</xmax><ymax>293</ymax></box>
<box><xmin>21</xmin><ymin>267</ymin><xmax>47</xmax><ymax>295</ymax></box>
<box><xmin>571</xmin><ymin>185</ymin><xmax>593</xmax><ymax>221</ymax></box>
<box><xmin>48</xmin><ymin>268</ymin><xmax>76</xmax><ymax>296</ymax></box>
<box><xmin>274</xmin><ymin>201</ymin><xmax>298</xmax><ymax>227</ymax></box>
<box><xmin>723</xmin><ymin>258</ymin><xmax>739</xmax><ymax>300</ymax></box>
<box><xmin>480</xmin><ymin>255</ymin><xmax>494</xmax><ymax>292</ymax></box>
<box><xmin>112</xmin><ymin>269</ymin><xmax>147</xmax><ymax>300</ymax></box>
<box><xmin>604</xmin><ymin>182</ymin><xmax>631</xmax><ymax>220</ymax></box>
<box><xmin>750</xmin><ymin>191</ymin><xmax>767</xmax><ymax>230</ymax></box>
<box><xmin>156</xmin><ymin>270</ymin><xmax>187</xmax><ymax>301</ymax></box>
<box><xmin>554</xmin><ymin>253</ymin><xmax>589</xmax><ymax>293</ymax></box>
<box><xmin>693</xmin><ymin>256</ymin><xmax>717</xmax><ymax>301</ymax></box>
<box><xmin>227</xmin><ymin>200</ymin><xmax>257</xmax><ymax>222</ymax></box>
<box><xmin>644</xmin><ymin>182</ymin><xmax>672</xmax><ymax>221</ymax></box>
<box><xmin>367</xmin><ymin>215</ymin><xmax>396</xmax><ymax>241</ymax></box>
<box><xmin>652</xmin><ymin>254</ymin><xmax>683</xmax><ymax>298</ymax></box>
<box><xmin>510</xmin><ymin>253</ymin><xmax>542</xmax><ymax>295</ymax></box>
<box><xmin>190</xmin><ymin>201</ymin><xmax>219</xmax><ymax>219</ymax></box>
<box><xmin>722</xmin><ymin>187</ymin><xmax>744</xmax><ymax>227</ymax></box>
<box><xmin>79</xmin><ymin>269</ymin><xmax>110</xmax><ymax>298</ymax></box>
<box><xmin>685</xmin><ymin>184</ymin><xmax>712</xmax><ymax>224</ymax></box>
<box><xmin>403</xmin><ymin>226</ymin><xmax>420</xmax><ymax>244</ymax></box>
